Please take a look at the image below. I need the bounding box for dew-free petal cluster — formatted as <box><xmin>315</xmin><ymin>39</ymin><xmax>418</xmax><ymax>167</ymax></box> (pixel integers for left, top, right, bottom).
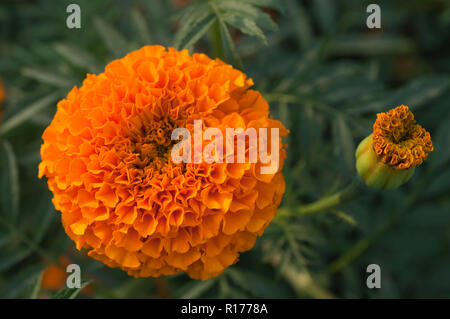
<box><xmin>372</xmin><ymin>105</ymin><xmax>433</xmax><ymax>170</ymax></box>
<box><xmin>39</xmin><ymin>45</ymin><xmax>288</xmax><ymax>280</ymax></box>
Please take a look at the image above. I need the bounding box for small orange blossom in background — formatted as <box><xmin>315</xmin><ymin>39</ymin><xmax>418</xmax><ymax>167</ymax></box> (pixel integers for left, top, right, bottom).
<box><xmin>0</xmin><ymin>77</ymin><xmax>5</xmax><ymax>103</ymax></box>
<box><xmin>41</xmin><ymin>256</ymin><xmax>94</xmax><ymax>295</ymax></box>
<box><xmin>39</xmin><ymin>45</ymin><xmax>289</xmax><ymax>280</ymax></box>
<box><xmin>41</xmin><ymin>256</ymin><xmax>72</xmax><ymax>291</ymax></box>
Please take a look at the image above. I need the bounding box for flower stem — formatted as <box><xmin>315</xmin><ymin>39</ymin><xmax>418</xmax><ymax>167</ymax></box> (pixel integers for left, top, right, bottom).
<box><xmin>298</xmin><ymin>182</ymin><xmax>359</xmax><ymax>215</ymax></box>
<box><xmin>328</xmin><ymin>178</ymin><xmax>423</xmax><ymax>274</ymax></box>
<box><xmin>210</xmin><ymin>20</ymin><xmax>225</xmax><ymax>61</ymax></box>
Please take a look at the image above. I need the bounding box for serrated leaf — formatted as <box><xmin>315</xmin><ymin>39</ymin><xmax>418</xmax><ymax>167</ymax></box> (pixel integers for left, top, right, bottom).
<box><xmin>93</xmin><ymin>16</ymin><xmax>129</xmax><ymax>58</ymax></box>
<box><xmin>52</xmin><ymin>280</ymin><xmax>91</xmax><ymax>299</ymax></box>
<box><xmin>218</xmin><ymin>0</ymin><xmax>278</xmax><ymax>32</ymax></box>
<box><xmin>240</xmin><ymin>0</ymin><xmax>285</xmax><ymax>13</ymax></box>
<box><xmin>173</xmin><ymin>3</ymin><xmax>212</xmax><ymax>50</ymax></box>
<box><xmin>222</xmin><ymin>12</ymin><xmax>267</xmax><ymax>44</ymax></box>
<box><xmin>175</xmin><ymin>14</ymin><xmax>217</xmax><ymax>50</ymax></box>
<box><xmin>54</xmin><ymin>43</ymin><xmax>102</xmax><ymax>74</ymax></box>
<box><xmin>0</xmin><ymin>92</ymin><xmax>59</xmax><ymax>136</ymax></box>
<box><xmin>208</xmin><ymin>0</ymin><xmax>243</xmax><ymax>69</ymax></box>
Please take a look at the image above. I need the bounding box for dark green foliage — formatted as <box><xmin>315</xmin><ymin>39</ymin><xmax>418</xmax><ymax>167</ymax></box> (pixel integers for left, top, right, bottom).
<box><xmin>0</xmin><ymin>0</ymin><xmax>449</xmax><ymax>298</ymax></box>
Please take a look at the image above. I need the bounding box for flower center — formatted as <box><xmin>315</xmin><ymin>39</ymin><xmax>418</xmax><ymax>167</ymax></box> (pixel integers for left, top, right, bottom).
<box><xmin>130</xmin><ymin>118</ymin><xmax>178</xmax><ymax>171</ymax></box>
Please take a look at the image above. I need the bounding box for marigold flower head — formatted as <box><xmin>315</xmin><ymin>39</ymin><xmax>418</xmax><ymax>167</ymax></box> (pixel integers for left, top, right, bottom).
<box><xmin>39</xmin><ymin>45</ymin><xmax>288</xmax><ymax>280</ymax></box>
<box><xmin>356</xmin><ymin>105</ymin><xmax>433</xmax><ymax>189</ymax></box>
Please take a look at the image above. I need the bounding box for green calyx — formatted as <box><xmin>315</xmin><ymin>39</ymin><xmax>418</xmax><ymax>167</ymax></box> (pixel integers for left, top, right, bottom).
<box><xmin>355</xmin><ymin>134</ymin><xmax>415</xmax><ymax>190</ymax></box>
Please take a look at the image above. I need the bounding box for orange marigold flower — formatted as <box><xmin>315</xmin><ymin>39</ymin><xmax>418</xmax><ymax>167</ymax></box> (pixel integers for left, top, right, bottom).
<box><xmin>372</xmin><ymin>105</ymin><xmax>433</xmax><ymax>170</ymax></box>
<box><xmin>39</xmin><ymin>45</ymin><xmax>288</xmax><ymax>280</ymax></box>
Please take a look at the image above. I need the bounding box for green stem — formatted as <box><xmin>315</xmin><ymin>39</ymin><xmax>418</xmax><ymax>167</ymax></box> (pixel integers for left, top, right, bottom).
<box><xmin>299</xmin><ymin>182</ymin><xmax>359</xmax><ymax>215</ymax></box>
<box><xmin>210</xmin><ymin>20</ymin><xmax>225</xmax><ymax>60</ymax></box>
<box><xmin>208</xmin><ymin>0</ymin><xmax>243</xmax><ymax>70</ymax></box>
<box><xmin>277</xmin><ymin>182</ymin><xmax>360</xmax><ymax>220</ymax></box>
<box><xmin>328</xmin><ymin>179</ymin><xmax>423</xmax><ymax>274</ymax></box>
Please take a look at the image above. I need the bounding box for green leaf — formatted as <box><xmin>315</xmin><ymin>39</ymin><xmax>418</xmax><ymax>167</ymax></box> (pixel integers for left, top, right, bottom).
<box><xmin>131</xmin><ymin>7</ymin><xmax>153</xmax><ymax>46</ymax></box>
<box><xmin>183</xmin><ymin>14</ymin><xmax>217</xmax><ymax>50</ymax></box>
<box><xmin>21</xmin><ymin>67</ymin><xmax>75</xmax><ymax>88</ymax></box>
<box><xmin>227</xmin><ymin>268</ymin><xmax>291</xmax><ymax>298</ymax></box>
<box><xmin>0</xmin><ymin>93</ymin><xmax>60</xmax><ymax>136</ymax></box>
<box><xmin>174</xmin><ymin>4</ymin><xmax>217</xmax><ymax>50</ymax></box>
<box><xmin>0</xmin><ymin>235</ymin><xmax>9</xmax><ymax>249</ymax></box>
<box><xmin>209</xmin><ymin>0</ymin><xmax>243</xmax><ymax>69</ymax></box>
<box><xmin>330</xmin><ymin>35</ymin><xmax>415</xmax><ymax>56</ymax></box>
<box><xmin>28</xmin><ymin>271</ymin><xmax>43</xmax><ymax>299</ymax></box>
<box><xmin>331</xmin><ymin>209</ymin><xmax>358</xmax><ymax>227</ymax></box>
<box><xmin>175</xmin><ymin>278</ymin><xmax>217</xmax><ymax>299</ymax></box>
<box><xmin>0</xmin><ymin>140</ymin><xmax>20</xmax><ymax>224</ymax></box>
<box><xmin>0</xmin><ymin>247</ymin><xmax>31</xmax><ymax>272</ymax></box>
<box><xmin>93</xmin><ymin>16</ymin><xmax>130</xmax><ymax>58</ymax></box>
<box><xmin>0</xmin><ymin>264</ymin><xmax>44</xmax><ymax>299</ymax></box>
<box><xmin>31</xmin><ymin>199</ymin><xmax>56</xmax><ymax>244</ymax></box>
<box><xmin>240</xmin><ymin>0</ymin><xmax>285</xmax><ymax>13</ymax></box>
<box><xmin>347</xmin><ymin>76</ymin><xmax>450</xmax><ymax>114</ymax></box>
<box><xmin>312</xmin><ymin>0</ymin><xmax>337</xmax><ymax>33</ymax></box>
<box><xmin>218</xmin><ymin>0</ymin><xmax>278</xmax><ymax>31</ymax></box>
<box><xmin>335</xmin><ymin>115</ymin><xmax>355</xmax><ymax>173</ymax></box>
<box><xmin>284</xmin><ymin>0</ymin><xmax>313</xmax><ymax>49</ymax></box>
<box><xmin>52</xmin><ymin>280</ymin><xmax>92</xmax><ymax>299</ymax></box>
<box><xmin>428</xmin><ymin>113</ymin><xmax>450</xmax><ymax>173</ymax></box>
<box><xmin>54</xmin><ymin>43</ymin><xmax>102</xmax><ymax>74</ymax></box>
<box><xmin>222</xmin><ymin>12</ymin><xmax>267</xmax><ymax>44</ymax></box>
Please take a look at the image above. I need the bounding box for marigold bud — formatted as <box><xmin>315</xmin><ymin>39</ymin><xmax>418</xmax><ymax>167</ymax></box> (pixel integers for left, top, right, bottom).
<box><xmin>356</xmin><ymin>134</ymin><xmax>415</xmax><ymax>189</ymax></box>
<box><xmin>355</xmin><ymin>105</ymin><xmax>433</xmax><ymax>189</ymax></box>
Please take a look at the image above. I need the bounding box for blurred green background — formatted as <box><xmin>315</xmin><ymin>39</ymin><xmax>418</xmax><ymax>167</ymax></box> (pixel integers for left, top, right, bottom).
<box><xmin>0</xmin><ymin>0</ymin><xmax>449</xmax><ymax>299</ymax></box>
